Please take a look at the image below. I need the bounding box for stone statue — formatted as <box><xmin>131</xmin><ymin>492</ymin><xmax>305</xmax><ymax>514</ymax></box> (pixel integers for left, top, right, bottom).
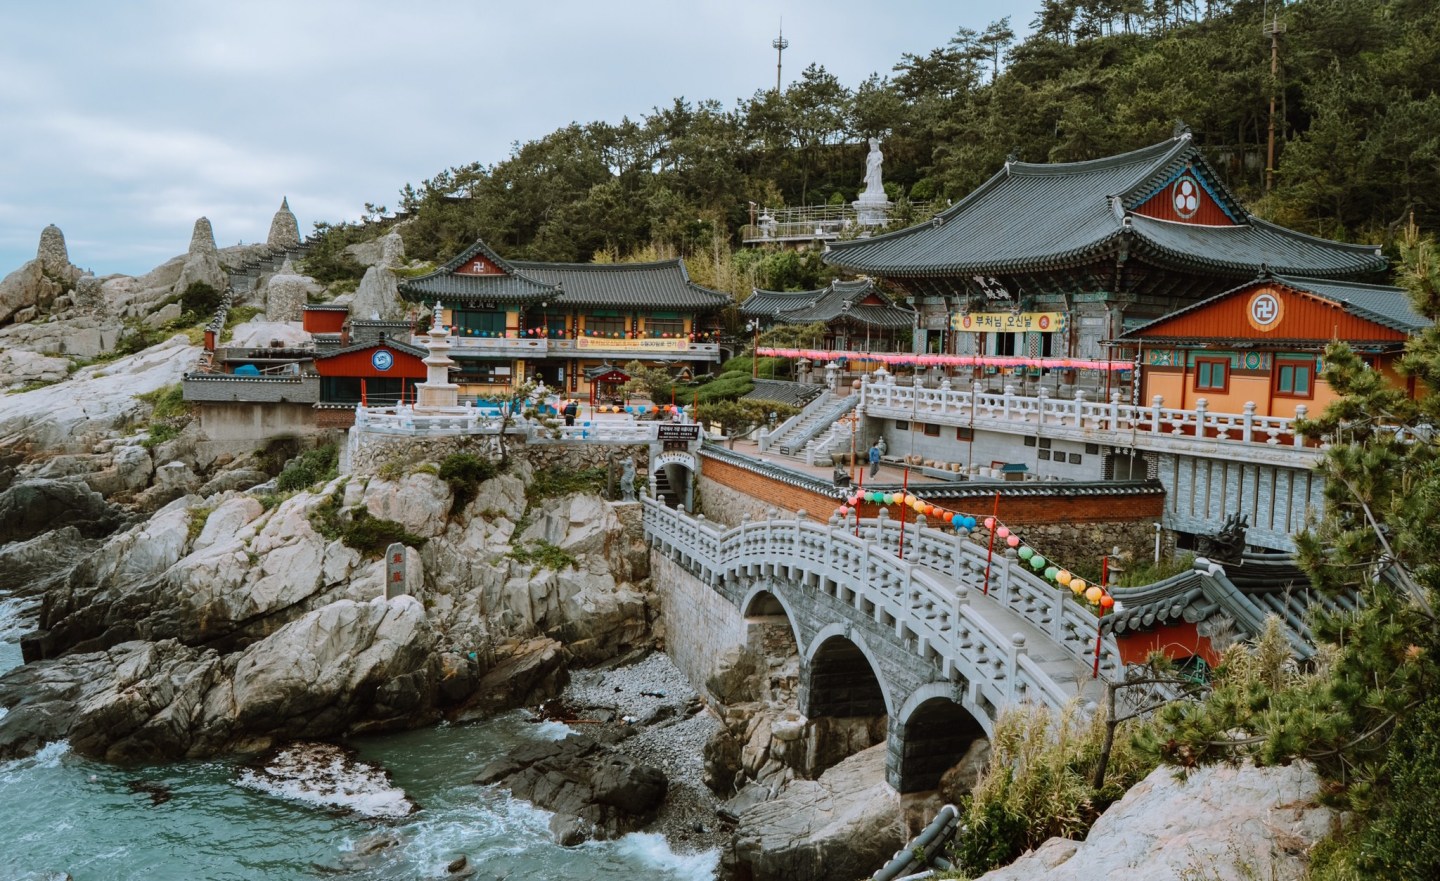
<box><xmin>1196</xmin><ymin>512</ymin><xmax>1248</xmax><ymax>565</ymax></box>
<box><xmin>621</xmin><ymin>458</ymin><xmax>637</xmax><ymax>502</ymax></box>
<box><xmin>861</xmin><ymin>137</ymin><xmax>885</xmax><ymax>197</ymax></box>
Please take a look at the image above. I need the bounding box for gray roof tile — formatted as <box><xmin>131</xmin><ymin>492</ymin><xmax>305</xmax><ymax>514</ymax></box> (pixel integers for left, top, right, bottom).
<box><xmin>741</xmin><ymin>279</ymin><xmax>914</xmax><ymax>328</ymax></box>
<box><xmin>512</xmin><ymin>259</ymin><xmax>731</xmax><ymax>310</ymax></box>
<box><xmin>824</xmin><ymin>136</ymin><xmax>1386</xmax><ymax>279</ymax></box>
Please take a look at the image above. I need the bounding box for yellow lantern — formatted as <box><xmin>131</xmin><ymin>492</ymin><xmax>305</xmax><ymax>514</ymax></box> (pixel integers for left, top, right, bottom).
<box><xmin>1070</xmin><ymin>578</ymin><xmax>1086</xmax><ymax>594</ymax></box>
<box><xmin>1056</xmin><ymin>570</ymin><xmax>1072</xmax><ymax>587</ymax></box>
<box><xmin>1085</xmin><ymin>586</ymin><xmax>1103</xmax><ymax>604</ymax></box>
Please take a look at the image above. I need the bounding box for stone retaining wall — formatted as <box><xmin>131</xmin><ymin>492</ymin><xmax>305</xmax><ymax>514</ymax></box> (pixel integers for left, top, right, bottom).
<box><xmin>347</xmin><ymin>429</ymin><xmax>652</xmax><ymax>481</ymax></box>
<box><xmin>652</xmin><ymin>552</ymin><xmax>748</xmax><ymax>698</ymax></box>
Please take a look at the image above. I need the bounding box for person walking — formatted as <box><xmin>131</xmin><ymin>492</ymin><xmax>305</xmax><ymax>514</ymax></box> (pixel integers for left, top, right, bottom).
<box><xmin>868</xmin><ymin>442</ymin><xmax>881</xmax><ymax>478</ymax></box>
<box><xmin>563</xmin><ymin>399</ymin><xmax>578</xmax><ymax>426</ymax></box>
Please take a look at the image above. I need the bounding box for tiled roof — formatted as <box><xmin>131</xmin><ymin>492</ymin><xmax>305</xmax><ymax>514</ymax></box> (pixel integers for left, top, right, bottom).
<box><xmin>512</xmin><ymin>259</ymin><xmax>732</xmax><ymax>310</ymax></box>
<box><xmin>741</xmin><ymin>279</ymin><xmax>914</xmax><ymax>328</ymax></box>
<box><xmin>824</xmin><ymin>135</ymin><xmax>1386</xmax><ymax>280</ymax></box>
<box><xmin>1275</xmin><ymin>275</ymin><xmax>1428</xmax><ymax>333</ymax></box>
<box><xmin>313</xmin><ymin>337</ymin><xmax>428</xmax><ymax>361</ymax></box>
<box><xmin>742</xmin><ymin>379</ymin><xmax>825</xmax><ymax>408</ymax></box>
<box><xmin>1121</xmin><ymin>273</ymin><xmax>1429</xmax><ymax>340</ymax></box>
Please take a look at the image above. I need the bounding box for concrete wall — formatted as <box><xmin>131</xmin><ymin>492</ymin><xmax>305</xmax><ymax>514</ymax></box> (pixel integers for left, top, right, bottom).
<box><xmin>196</xmin><ymin>401</ymin><xmax>325</xmax><ymax>442</ymax></box>
<box><xmin>873</xmin><ymin>417</ymin><xmax>1106</xmax><ymax>482</ymax></box>
<box><xmin>653</xmin><ymin>553</ymin><xmax>749</xmax><ymax>695</ymax></box>
<box><xmin>184</xmin><ymin>374</ymin><xmax>320</xmax><ymax>404</ymax></box>
<box><xmin>1158</xmin><ymin>452</ymin><xmax>1321</xmax><ymax>551</ymax></box>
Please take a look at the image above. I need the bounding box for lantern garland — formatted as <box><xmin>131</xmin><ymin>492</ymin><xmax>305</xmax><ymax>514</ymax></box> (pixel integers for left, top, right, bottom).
<box><xmin>832</xmin><ymin>490</ymin><xmax>1116</xmax><ymax>612</ymax></box>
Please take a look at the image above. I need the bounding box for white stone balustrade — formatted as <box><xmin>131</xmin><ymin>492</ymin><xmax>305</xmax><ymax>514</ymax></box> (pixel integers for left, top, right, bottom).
<box><xmin>861</xmin><ymin>376</ymin><xmax>1319</xmax><ymax>463</ymax></box>
<box><xmin>642</xmin><ymin>499</ymin><xmax>1110</xmax><ymax>718</ymax></box>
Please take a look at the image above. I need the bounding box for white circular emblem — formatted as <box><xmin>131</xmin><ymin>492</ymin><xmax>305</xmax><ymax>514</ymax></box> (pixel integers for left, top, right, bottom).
<box><xmin>1248</xmin><ymin>292</ymin><xmax>1282</xmax><ymax>331</ymax></box>
<box><xmin>1172</xmin><ymin>175</ymin><xmax>1200</xmax><ymax>219</ymax></box>
<box><xmin>372</xmin><ymin>349</ymin><xmax>394</xmax><ymax>371</ymax></box>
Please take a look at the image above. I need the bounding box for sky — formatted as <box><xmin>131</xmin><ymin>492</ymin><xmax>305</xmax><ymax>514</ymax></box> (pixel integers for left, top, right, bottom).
<box><xmin>0</xmin><ymin>0</ymin><xmax>1031</xmax><ymax>278</ymax></box>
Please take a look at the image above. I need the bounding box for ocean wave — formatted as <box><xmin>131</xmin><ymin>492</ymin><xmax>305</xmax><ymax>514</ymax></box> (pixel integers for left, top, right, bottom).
<box><xmin>235</xmin><ymin>742</ymin><xmax>417</xmax><ymax>820</ymax></box>
<box><xmin>0</xmin><ymin>739</ymin><xmax>71</xmax><ymax>781</ymax></box>
<box><xmin>612</xmin><ymin>832</ymin><xmax>719</xmax><ymax>880</ymax></box>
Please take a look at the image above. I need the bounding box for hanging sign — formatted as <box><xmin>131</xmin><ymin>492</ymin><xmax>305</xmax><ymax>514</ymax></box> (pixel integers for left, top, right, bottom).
<box><xmin>951</xmin><ymin>312</ymin><xmax>1069</xmax><ymax>333</ymax></box>
<box><xmin>575</xmin><ymin>337</ymin><xmax>690</xmax><ymax>352</ymax></box>
<box><xmin>656</xmin><ymin>424</ymin><xmax>701</xmax><ymax>441</ymax></box>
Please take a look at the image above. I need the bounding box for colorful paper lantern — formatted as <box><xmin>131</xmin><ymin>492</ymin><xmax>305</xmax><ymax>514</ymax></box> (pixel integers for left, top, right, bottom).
<box><xmin>1031</xmin><ymin>554</ymin><xmax>1046</xmax><ymax>569</ymax></box>
<box><xmin>1006</xmin><ymin>535</ymin><xmax>1020</xmax><ymax>548</ymax></box>
<box><xmin>1099</xmin><ymin>595</ymin><xmax>1115</xmax><ymax>608</ymax></box>
<box><xmin>882</xmin><ymin>493</ymin><xmax>895</xmax><ymax>505</ymax></box>
<box><xmin>1056</xmin><ymin>570</ymin><xmax>1072</xmax><ymax>586</ymax></box>
<box><xmin>1018</xmin><ymin>546</ymin><xmax>1034</xmax><ymax>560</ymax></box>
<box><xmin>963</xmin><ymin>516</ymin><xmax>977</xmax><ymax>530</ymax></box>
<box><xmin>1044</xmin><ymin>566</ymin><xmax>1058</xmax><ymax>580</ymax></box>
<box><xmin>996</xmin><ymin>526</ymin><xmax>1010</xmax><ymax>539</ymax></box>
<box><xmin>983</xmin><ymin>517</ymin><xmax>995</xmax><ymax>530</ymax></box>
<box><xmin>1085</xmin><ymin>586</ymin><xmax>1103</xmax><ymax>604</ymax></box>
<box><xmin>1070</xmin><ymin>578</ymin><xmax>1087</xmax><ymax>594</ymax></box>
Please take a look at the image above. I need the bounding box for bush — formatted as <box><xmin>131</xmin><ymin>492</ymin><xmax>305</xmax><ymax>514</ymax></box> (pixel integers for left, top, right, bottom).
<box><xmin>1341</xmin><ymin>698</ymin><xmax>1440</xmax><ymax>880</ymax></box>
<box><xmin>526</xmin><ymin>466</ymin><xmax>606</xmax><ymax>502</ymax></box>
<box><xmin>276</xmin><ymin>442</ymin><xmax>339</xmax><ymax>492</ymax></box>
<box><xmin>179</xmin><ymin>282</ymin><xmax>223</xmax><ymax>322</ymax></box>
<box><xmin>136</xmin><ymin>384</ymin><xmax>191</xmax><ymax>449</ymax></box>
<box><xmin>438</xmin><ymin>452</ymin><xmax>499</xmax><ymax>514</ymax></box>
<box><xmin>507</xmin><ymin>540</ymin><xmax>578</xmax><ymax>572</ymax></box>
<box><xmin>310</xmin><ymin>496</ymin><xmax>427</xmax><ymax>558</ymax></box>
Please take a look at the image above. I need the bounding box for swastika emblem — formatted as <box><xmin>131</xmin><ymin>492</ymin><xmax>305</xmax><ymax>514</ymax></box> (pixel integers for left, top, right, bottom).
<box><xmin>1246</xmin><ymin>291</ymin><xmax>1283</xmax><ymax>331</ymax></box>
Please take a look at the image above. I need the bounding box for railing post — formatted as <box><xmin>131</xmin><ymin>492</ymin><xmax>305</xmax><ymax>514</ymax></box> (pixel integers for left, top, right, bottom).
<box><xmin>1072</xmin><ymin>389</ymin><xmax>1087</xmax><ymax>428</ymax></box>
<box><xmin>1293</xmin><ymin>405</ymin><xmax>1308</xmax><ymax>447</ymax></box>
<box><xmin>1108</xmin><ymin>390</ymin><xmax>1122</xmax><ymax>431</ymax></box>
<box><xmin>1036</xmin><ymin>386</ymin><xmax>1049</xmax><ymax>427</ymax></box>
<box><xmin>1194</xmin><ymin>398</ymin><xmax>1208</xmax><ymax>438</ymax></box>
<box><xmin>1002</xmin><ymin>384</ymin><xmax>1015</xmax><ymax>421</ymax></box>
<box><xmin>1150</xmin><ymin>395</ymin><xmax>1164</xmax><ymax>434</ymax></box>
<box><xmin>998</xmin><ymin>547</ymin><xmax>1015</xmax><ymax>604</ymax></box>
<box><xmin>1242</xmin><ymin>401</ymin><xmax>1255</xmax><ymax>444</ymax></box>
<box><xmin>1005</xmin><ymin>632</ymin><xmax>1027</xmax><ymax>700</ymax></box>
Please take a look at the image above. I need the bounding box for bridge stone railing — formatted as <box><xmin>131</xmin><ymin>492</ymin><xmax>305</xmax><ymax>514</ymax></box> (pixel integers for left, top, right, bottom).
<box><xmin>643</xmin><ymin>499</ymin><xmax>1115</xmax><ymax>719</ymax></box>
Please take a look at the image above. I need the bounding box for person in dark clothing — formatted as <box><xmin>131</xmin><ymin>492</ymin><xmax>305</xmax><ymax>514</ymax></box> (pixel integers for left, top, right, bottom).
<box><xmin>563</xmin><ymin>400</ymin><xmax>578</xmax><ymax>426</ymax></box>
<box><xmin>868</xmin><ymin>443</ymin><xmax>881</xmax><ymax>478</ymax></box>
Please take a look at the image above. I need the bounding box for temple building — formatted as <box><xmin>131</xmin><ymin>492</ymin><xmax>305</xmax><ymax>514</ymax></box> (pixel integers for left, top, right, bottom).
<box><xmin>740</xmin><ymin>278</ymin><xmax>915</xmax><ymax>352</ymax></box>
<box><xmin>1117</xmin><ymin>273</ymin><xmax>1427</xmax><ymax>418</ymax></box>
<box><xmin>396</xmin><ymin>239</ymin><xmax>730</xmax><ymax>399</ymax></box>
<box><xmin>824</xmin><ymin>130</ymin><xmax>1387</xmax><ymax>366</ymax></box>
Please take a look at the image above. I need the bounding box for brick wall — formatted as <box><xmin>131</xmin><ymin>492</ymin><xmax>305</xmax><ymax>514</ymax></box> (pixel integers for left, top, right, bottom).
<box><xmin>699</xmin><ymin>451</ymin><xmax>1168</xmax><ymax>563</ymax></box>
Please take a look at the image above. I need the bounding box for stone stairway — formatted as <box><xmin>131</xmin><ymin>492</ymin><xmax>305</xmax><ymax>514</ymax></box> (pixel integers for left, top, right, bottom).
<box><xmin>653</xmin><ymin>468</ymin><xmax>676</xmax><ymax>506</ymax></box>
<box><xmin>777</xmin><ymin>394</ymin><xmax>856</xmax><ymax>456</ymax></box>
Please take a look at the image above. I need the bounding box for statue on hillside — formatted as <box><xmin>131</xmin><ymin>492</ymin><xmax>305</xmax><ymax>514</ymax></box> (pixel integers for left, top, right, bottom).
<box><xmin>621</xmin><ymin>458</ymin><xmax>637</xmax><ymax>502</ymax></box>
<box><xmin>861</xmin><ymin>137</ymin><xmax>885</xmax><ymax>198</ymax></box>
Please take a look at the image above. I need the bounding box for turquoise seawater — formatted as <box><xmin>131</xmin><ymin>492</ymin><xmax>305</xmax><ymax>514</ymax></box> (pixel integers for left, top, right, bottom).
<box><xmin>0</xmin><ymin>596</ymin><xmax>718</xmax><ymax>881</ymax></box>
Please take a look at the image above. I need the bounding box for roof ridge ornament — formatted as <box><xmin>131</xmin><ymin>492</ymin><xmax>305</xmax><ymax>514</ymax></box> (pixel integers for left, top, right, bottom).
<box><xmin>1172</xmin><ymin>120</ymin><xmax>1192</xmax><ymax>140</ymax></box>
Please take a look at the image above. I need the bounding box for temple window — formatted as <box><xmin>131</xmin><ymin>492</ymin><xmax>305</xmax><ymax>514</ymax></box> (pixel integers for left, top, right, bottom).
<box><xmin>1194</xmin><ymin>357</ymin><xmax>1229</xmax><ymax>392</ymax></box>
<box><xmin>1274</xmin><ymin>358</ymin><xmax>1314</xmax><ymax>398</ymax></box>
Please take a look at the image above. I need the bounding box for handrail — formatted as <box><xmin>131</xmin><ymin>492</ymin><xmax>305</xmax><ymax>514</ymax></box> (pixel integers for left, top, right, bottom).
<box><xmin>779</xmin><ymin>394</ymin><xmax>857</xmax><ymax>455</ymax></box>
<box><xmin>641</xmin><ymin>499</ymin><xmax>1113</xmax><ymax>719</ymax></box>
<box><xmin>760</xmin><ymin>389</ymin><xmax>832</xmax><ymax>452</ymax></box>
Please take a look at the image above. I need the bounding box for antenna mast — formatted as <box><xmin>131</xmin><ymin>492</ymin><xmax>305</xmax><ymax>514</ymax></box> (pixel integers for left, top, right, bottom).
<box><xmin>772</xmin><ymin>21</ymin><xmax>789</xmax><ymax>94</ymax></box>
<box><xmin>1263</xmin><ymin>10</ymin><xmax>1287</xmax><ymax>194</ymax></box>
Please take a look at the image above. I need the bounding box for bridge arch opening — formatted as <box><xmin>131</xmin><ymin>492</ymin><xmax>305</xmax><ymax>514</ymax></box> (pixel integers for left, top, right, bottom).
<box><xmin>896</xmin><ymin>697</ymin><xmax>987</xmax><ymax>794</ymax></box>
<box><xmin>742</xmin><ymin>588</ymin><xmax>800</xmax><ymax>700</ymax></box>
<box><xmin>802</xmin><ymin>633</ymin><xmax>891</xmax><ymax>776</ymax></box>
<box><xmin>651</xmin><ymin>452</ymin><xmax>695</xmax><ymax>510</ymax></box>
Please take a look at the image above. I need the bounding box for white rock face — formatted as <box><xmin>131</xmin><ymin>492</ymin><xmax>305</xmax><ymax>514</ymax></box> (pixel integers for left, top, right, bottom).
<box><xmin>0</xmin><ymin>314</ymin><xmax>124</xmax><ymax>361</ymax></box>
<box><xmin>975</xmin><ymin>761</ymin><xmax>1333</xmax><ymax>881</ymax></box>
<box><xmin>349</xmin><ymin>230</ymin><xmax>406</xmax><ymax>319</ymax></box>
<box><xmin>226</xmin><ymin>319</ymin><xmax>310</xmax><ymax>349</ymax></box>
<box><xmin>0</xmin><ymin>334</ymin><xmax>198</xmax><ymax>451</ymax></box>
<box><xmin>361</xmin><ymin>472</ymin><xmax>450</xmax><ymax>538</ymax></box>
<box><xmin>0</xmin><ymin>348</ymin><xmax>71</xmax><ymax>389</ymax></box>
<box><xmin>262</xmin><ymin>259</ymin><xmax>313</xmax><ymax>322</ymax></box>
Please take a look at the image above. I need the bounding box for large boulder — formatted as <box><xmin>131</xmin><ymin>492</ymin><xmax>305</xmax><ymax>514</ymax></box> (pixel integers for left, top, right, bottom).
<box><xmin>474</xmin><ymin>731</ymin><xmax>668</xmax><ymax>844</ymax></box>
<box><xmin>261</xmin><ymin>259</ymin><xmax>312</xmax><ymax>322</ymax></box>
<box><xmin>0</xmin><ymin>225</ymin><xmax>80</xmax><ymax>324</ymax></box>
<box><xmin>267</xmin><ymin>197</ymin><xmax>300</xmax><ymax>249</ymax></box>
<box><xmin>973</xmin><ymin>761</ymin><xmax>1333</xmax><ymax>881</ymax></box>
<box><xmin>0</xmin><ymin>478</ymin><xmax>124</xmax><ymax>543</ymax></box>
<box><xmin>725</xmin><ymin>743</ymin><xmax>903</xmax><ymax>881</ymax></box>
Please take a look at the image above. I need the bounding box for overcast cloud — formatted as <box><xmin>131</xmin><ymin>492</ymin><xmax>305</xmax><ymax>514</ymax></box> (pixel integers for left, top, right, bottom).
<box><xmin>0</xmin><ymin>0</ymin><xmax>1027</xmax><ymax>277</ymax></box>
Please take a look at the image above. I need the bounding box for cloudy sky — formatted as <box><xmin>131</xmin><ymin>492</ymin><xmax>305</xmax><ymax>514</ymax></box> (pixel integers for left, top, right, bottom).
<box><xmin>0</xmin><ymin>0</ymin><xmax>1029</xmax><ymax>277</ymax></box>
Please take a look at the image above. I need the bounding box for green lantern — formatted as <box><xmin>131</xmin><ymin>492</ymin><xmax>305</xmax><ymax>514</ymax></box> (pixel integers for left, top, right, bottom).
<box><xmin>1044</xmin><ymin>566</ymin><xmax>1058</xmax><ymax>581</ymax></box>
<box><xmin>1018</xmin><ymin>546</ymin><xmax>1034</xmax><ymax>561</ymax></box>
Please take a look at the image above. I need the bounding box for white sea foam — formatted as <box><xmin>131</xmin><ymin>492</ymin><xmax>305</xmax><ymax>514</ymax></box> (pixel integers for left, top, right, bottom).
<box><xmin>530</xmin><ymin>719</ymin><xmax>575</xmax><ymax>741</ymax></box>
<box><xmin>235</xmin><ymin>742</ymin><xmax>417</xmax><ymax>819</ymax></box>
<box><xmin>0</xmin><ymin>739</ymin><xmax>71</xmax><ymax>781</ymax></box>
<box><xmin>612</xmin><ymin>832</ymin><xmax>720</xmax><ymax>880</ymax></box>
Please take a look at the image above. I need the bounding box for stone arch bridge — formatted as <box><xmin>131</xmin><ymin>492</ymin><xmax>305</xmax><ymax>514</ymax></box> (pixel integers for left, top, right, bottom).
<box><xmin>643</xmin><ymin>498</ymin><xmax>1116</xmax><ymax>792</ymax></box>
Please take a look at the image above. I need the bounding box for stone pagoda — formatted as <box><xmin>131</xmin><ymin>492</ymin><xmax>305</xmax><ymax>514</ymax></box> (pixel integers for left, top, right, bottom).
<box><xmin>414</xmin><ymin>301</ymin><xmax>462</xmax><ymax>412</ymax></box>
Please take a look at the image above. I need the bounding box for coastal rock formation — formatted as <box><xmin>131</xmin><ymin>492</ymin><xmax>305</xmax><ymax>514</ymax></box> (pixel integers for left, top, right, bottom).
<box><xmin>267</xmin><ymin>198</ymin><xmax>300</xmax><ymax>249</ymax></box>
<box><xmin>350</xmin><ymin>247</ymin><xmax>403</xmax><ymax>320</ymax></box>
<box><xmin>973</xmin><ymin>761</ymin><xmax>1332</xmax><ymax>881</ymax></box>
<box><xmin>0</xmin><ymin>478</ymin><xmax>125</xmax><ymax>544</ymax></box>
<box><xmin>172</xmin><ymin>217</ymin><xmax>227</xmax><ymax>297</ymax></box>
<box><xmin>0</xmin><ymin>225</ymin><xmax>82</xmax><ymax>325</ymax></box>
<box><xmin>0</xmin><ymin>596</ymin><xmax>439</xmax><ymax>762</ymax></box>
<box><xmin>0</xmin><ymin>335</ymin><xmax>198</xmax><ymax>452</ymax></box>
<box><xmin>725</xmin><ymin>743</ymin><xmax>904</xmax><ymax>881</ymax></box>
<box><xmin>474</xmin><ymin>730</ymin><xmax>668</xmax><ymax>844</ymax></box>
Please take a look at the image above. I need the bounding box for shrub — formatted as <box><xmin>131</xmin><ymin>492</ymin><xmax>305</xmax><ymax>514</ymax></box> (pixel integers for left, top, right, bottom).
<box><xmin>276</xmin><ymin>442</ymin><xmax>339</xmax><ymax>491</ymax></box>
<box><xmin>525</xmin><ymin>466</ymin><xmax>606</xmax><ymax>502</ymax></box>
<box><xmin>507</xmin><ymin>539</ymin><xmax>577</xmax><ymax>572</ymax></box>
<box><xmin>438</xmin><ymin>452</ymin><xmax>499</xmax><ymax>514</ymax></box>
<box><xmin>310</xmin><ymin>496</ymin><xmax>426</xmax><ymax>559</ymax></box>
<box><xmin>179</xmin><ymin>281</ymin><xmax>223</xmax><ymax>322</ymax></box>
<box><xmin>136</xmin><ymin>384</ymin><xmax>191</xmax><ymax>449</ymax></box>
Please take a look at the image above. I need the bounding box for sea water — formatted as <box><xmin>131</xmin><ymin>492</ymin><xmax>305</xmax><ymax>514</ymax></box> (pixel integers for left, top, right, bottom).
<box><xmin>0</xmin><ymin>597</ymin><xmax>719</xmax><ymax>881</ymax></box>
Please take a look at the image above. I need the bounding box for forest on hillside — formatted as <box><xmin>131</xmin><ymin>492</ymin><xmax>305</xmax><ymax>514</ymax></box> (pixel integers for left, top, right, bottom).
<box><xmin>314</xmin><ymin>0</ymin><xmax>1440</xmax><ymax>294</ymax></box>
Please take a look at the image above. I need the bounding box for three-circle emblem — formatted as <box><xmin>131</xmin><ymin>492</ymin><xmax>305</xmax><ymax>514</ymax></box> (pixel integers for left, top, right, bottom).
<box><xmin>1172</xmin><ymin>174</ymin><xmax>1201</xmax><ymax>219</ymax></box>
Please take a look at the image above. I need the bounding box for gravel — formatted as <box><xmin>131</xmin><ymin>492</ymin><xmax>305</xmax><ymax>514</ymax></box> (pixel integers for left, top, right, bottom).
<box><xmin>562</xmin><ymin>651</ymin><xmax>728</xmax><ymax>853</ymax></box>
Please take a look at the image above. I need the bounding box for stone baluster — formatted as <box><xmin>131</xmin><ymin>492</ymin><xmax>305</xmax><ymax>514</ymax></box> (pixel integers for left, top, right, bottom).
<box><xmin>1292</xmin><ymin>405</ymin><xmax>1307</xmax><ymax>446</ymax></box>
<box><xmin>1151</xmin><ymin>395</ymin><xmax>1164</xmax><ymax>434</ymax></box>
<box><xmin>1073</xmin><ymin>389</ymin><xmax>1087</xmax><ymax>428</ymax></box>
<box><xmin>1036</xmin><ymin>386</ymin><xmax>1049</xmax><ymax>427</ymax></box>
<box><xmin>1194</xmin><ymin>398</ymin><xmax>1208</xmax><ymax>438</ymax></box>
<box><xmin>1242</xmin><ymin>401</ymin><xmax>1255</xmax><ymax>444</ymax></box>
<box><xmin>1108</xmin><ymin>389</ymin><xmax>1122</xmax><ymax>431</ymax></box>
<box><xmin>998</xmin><ymin>547</ymin><xmax>1016</xmax><ymax>605</ymax></box>
<box><xmin>1002</xmin><ymin>384</ymin><xmax>1015</xmax><ymax>421</ymax></box>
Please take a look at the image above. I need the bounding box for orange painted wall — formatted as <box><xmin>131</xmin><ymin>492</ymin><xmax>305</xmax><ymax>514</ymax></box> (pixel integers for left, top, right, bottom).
<box><xmin>1133</xmin><ymin>173</ymin><xmax>1235</xmax><ymax>227</ymax></box>
<box><xmin>1115</xmin><ymin>619</ymin><xmax>1220</xmax><ymax>667</ymax></box>
<box><xmin>1140</xmin><ymin>283</ymin><xmax>1407</xmax><ymax>343</ymax></box>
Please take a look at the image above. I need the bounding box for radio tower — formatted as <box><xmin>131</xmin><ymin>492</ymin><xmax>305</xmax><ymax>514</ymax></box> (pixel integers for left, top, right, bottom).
<box><xmin>772</xmin><ymin>22</ymin><xmax>789</xmax><ymax>94</ymax></box>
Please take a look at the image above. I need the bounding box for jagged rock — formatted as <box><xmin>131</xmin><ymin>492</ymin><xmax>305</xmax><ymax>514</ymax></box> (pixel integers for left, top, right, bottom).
<box><xmin>0</xmin><ymin>314</ymin><xmax>124</xmax><ymax>361</ymax></box>
<box><xmin>0</xmin><ymin>348</ymin><xmax>70</xmax><ymax>389</ymax></box>
<box><xmin>197</xmin><ymin>468</ymin><xmax>270</xmax><ymax>497</ymax></box>
<box><xmin>0</xmin><ymin>527</ymin><xmax>100</xmax><ymax>596</ymax></box>
<box><xmin>938</xmin><ymin>738</ymin><xmax>992</xmax><ymax>802</ymax></box>
<box><xmin>0</xmin><ymin>262</ymin><xmax>60</xmax><ymax>326</ymax></box>
<box><xmin>143</xmin><ymin>302</ymin><xmax>182</xmax><ymax>328</ymax></box>
<box><xmin>0</xmin><ymin>478</ymin><xmax>124</xmax><ymax>544</ymax></box>
<box><xmin>973</xmin><ymin>762</ymin><xmax>1331</xmax><ymax>881</ymax></box>
<box><xmin>725</xmin><ymin>744</ymin><xmax>903</xmax><ymax>881</ymax></box>
<box><xmin>267</xmin><ymin>197</ymin><xmax>300</xmax><ymax>249</ymax></box>
<box><xmin>351</xmin><ymin>264</ymin><xmax>401</xmax><ymax>320</ymax></box>
<box><xmin>474</xmin><ymin>731</ymin><xmax>667</xmax><ymax>843</ymax></box>
<box><xmin>453</xmin><ymin>637</ymin><xmax>568</xmax><ymax>721</ymax></box>
<box><xmin>362</xmin><ymin>472</ymin><xmax>452</xmax><ymax>538</ymax></box>
<box><xmin>1</xmin><ymin>597</ymin><xmax>441</xmax><ymax>762</ymax></box>
<box><xmin>172</xmin><ymin>217</ymin><xmax>227</xmax><ymax>297</ymax></box>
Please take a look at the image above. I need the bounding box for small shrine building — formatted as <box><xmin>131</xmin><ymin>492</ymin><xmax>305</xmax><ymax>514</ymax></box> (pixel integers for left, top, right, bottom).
<box><xmin>740</xmin><ymin>278</ymin><xmax>915</xmax><ymax>352</ymax></box>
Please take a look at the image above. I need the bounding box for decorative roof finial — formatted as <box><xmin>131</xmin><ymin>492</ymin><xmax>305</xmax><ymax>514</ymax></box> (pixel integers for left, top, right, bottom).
<box><xmin>1173</xmin><ymin>120</ymin><xmax>1192</xmax><ymax>139</ymax></box>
